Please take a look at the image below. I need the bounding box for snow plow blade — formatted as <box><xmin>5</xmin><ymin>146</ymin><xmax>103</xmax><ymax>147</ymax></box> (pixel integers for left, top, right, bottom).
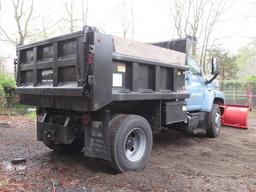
<box><xmin>222</xmin><ymin>105</ymin><xmax>251</xmax><ymax>129</ymax></box>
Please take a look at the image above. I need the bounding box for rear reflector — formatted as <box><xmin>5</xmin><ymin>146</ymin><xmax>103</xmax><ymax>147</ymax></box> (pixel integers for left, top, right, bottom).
<box><xmin>87</xmin><ymin>53</ymin><xmax>94</xmax><ymax>65</ymax></box>
<box><xmin>82</xmin><ymin>114</ymin><xmax>90</xmax><ymax>125</ymax></box>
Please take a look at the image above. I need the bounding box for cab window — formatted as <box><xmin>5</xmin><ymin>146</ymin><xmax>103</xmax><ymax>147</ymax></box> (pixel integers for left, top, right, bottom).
<box><xmin>188</xmin><ymin>56</ymin><xmax>201</xmax><ymax>75</ymax></box>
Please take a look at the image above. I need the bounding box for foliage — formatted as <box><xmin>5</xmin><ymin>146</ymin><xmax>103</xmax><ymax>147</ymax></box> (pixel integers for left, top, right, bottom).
<box><xmin>26</xmin><ymin>111</ymin><xmax>37</xmax><ymax>121</ymax></box>
<box><xmin>0</xmin><ymin>103</ymin><xmax>36</xmax><ymax>121</ymax></box>
<box><xmin>209</xmin><ymin>47</ymin><xmax>238</xmax><ymax>80</ymax></box>
<box><xmin>0</xmin><ymin>73</ymin><xmax>16</xmax><ymax>89</ymax></box>
<box><xmin>247</xmin><ymin>76</ymin><xmax>256</xmax><ymax>81</ymax></box>
<box><xmin>236</xmin><ymin>47</ymin><xmax>256</xmax><ymax>68</ymax></box>
<box><xmin>0</xmin><ymin>86</ymin><xmax>4</xmax><ymax>107</ymax></box>
<box><xmin>0</xmin><ymin>104</ymin><xmax>29</xmax><ymax>116</ymax></box>
<box><xmin>235</xmin><ymin>46</ymin><xmax>256</xmax><ymax>80</ymax></box>
<box><xmin>0</xmin><ymin>73</ymin><xmax>16</xmax><ymax>107</ymax></box>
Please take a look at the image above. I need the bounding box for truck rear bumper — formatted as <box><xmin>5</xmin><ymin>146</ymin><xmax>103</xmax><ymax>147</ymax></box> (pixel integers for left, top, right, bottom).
<box><xmin>19</xmin><ymin>95</ymin><xmax>89</xmax><ymax>111</ymax></box>
<box><xmin>16</xmin><ymin>87</ymin><xmax>84</xmax><ymax>97</ymax></box>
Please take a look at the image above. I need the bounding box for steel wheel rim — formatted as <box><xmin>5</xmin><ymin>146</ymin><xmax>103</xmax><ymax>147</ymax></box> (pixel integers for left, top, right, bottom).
<box><xmin>215</xmin><ymin>110</ymin><xmax>221</xmax><ymax>133</ymax></box>
<box><xmin>124</xmin><ymin>128</ymin><xmax>146</xmax><ymax>162</ymax></box>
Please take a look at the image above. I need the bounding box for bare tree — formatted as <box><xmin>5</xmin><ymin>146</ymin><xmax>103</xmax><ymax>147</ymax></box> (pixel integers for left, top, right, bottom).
<box><xmin>64</xmin><ymin>0</ymin><xmax>76</xmax><ymax>32</ymax></box>
<box><xmin>170</xmin><ymin>0</ymin><xmax>206</xmax><ymax>56</ymax></box>
<box><xmin>130</xmin><ymin>1</ymin><xmax>135</xmax><ymax>39</ymax></box>
<box><xmin>41</xmin><ymin>18</ymin><xmax>49</xmax><ymax>39</ymax></box>
<box><xmin>171</xmin><ymin>0</ymin><xmax>185</xmax><ymax>38</ymax></box>
<box><xmin>189</xmin><ymin>0</ymin><xmax>207</xmax><ymax>55</ymax></box>
<box><xmin>64</xmin><ymin>0</ymin><xmax>89</xmax><ymax>32</ymax></box>
<box><xmin>116</xmin><ymin>0</ymin><xmax>135</xmax><ymax>39</ymax></box>
<box><xmin>0</xmin><ymin>0</ymin><xmax>34</xmax><ymax>45</ymax></box>
<box><xmin>199</xmin><ymin>2</ymin><xmax>226</xmax><ymax>72</ymax></box>
<box><xmin>170</xmin><ymin>0</ymin><xmax>227</xmax><ymax>72</ymax></box>
<box><xmin>42</xmin><ymin>12</ymin><xmax>66</xmax><ymax>38</ymax></box>
<box><xmin>121</xmin><ymin>0</ymin><xmax>130</xmax><ymax>38</ymax></box>
<box><xmin>82</xmin><ymin>0</ymin><xmax>89</xmax><ymax>26</ymax></box>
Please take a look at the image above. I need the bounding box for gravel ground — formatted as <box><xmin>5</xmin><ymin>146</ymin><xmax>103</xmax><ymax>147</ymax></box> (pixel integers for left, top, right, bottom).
<box><xmin>0</xmin><ymin>113</ymin><xmax>256</xmax><ymax>192</ymax></box>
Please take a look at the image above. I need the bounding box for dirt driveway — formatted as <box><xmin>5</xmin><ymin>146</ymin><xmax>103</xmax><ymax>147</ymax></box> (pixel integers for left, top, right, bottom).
<box><xmin>0</xmin><ymin>113</ymin><xmax>256</xmax><ymax>192</ymax></box>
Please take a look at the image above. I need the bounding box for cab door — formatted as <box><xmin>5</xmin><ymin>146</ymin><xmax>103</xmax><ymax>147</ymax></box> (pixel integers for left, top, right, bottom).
<box><xmin>186</xmin><ymin>56</ymin><xmax>206</xmax><ymax>111</ymax></box>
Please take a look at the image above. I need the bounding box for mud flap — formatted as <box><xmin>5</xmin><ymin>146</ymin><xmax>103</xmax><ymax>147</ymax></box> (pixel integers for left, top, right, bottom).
<box><xmin>84</xmin><ymin>110</ymin><xmax>111</xmax><ymax>160</ymax></box>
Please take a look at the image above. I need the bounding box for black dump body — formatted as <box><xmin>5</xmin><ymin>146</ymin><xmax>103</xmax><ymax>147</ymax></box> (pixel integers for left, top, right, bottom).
<box><xmin>16</xmin><ymin>26</ymin><xmax>189</xmax><ymax>112</ymax></box>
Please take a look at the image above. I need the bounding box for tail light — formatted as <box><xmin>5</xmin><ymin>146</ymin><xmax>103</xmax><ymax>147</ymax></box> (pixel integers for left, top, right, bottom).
<box><xmin>82</xmin><ymin>114</ymin><xmax>90</xmax><ymax>125</ymax></box>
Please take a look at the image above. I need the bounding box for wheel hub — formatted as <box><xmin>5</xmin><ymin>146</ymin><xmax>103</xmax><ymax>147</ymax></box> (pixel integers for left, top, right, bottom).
<box><xmin>215</xmin><ymin>112</ymin><xmax>221</xmax><ymax>132</ymax></box>
<box><xmin>124</xmin><ymin>128</ymin><xmax>147</xmax><ymax>162</ymax></box>
<box><xmin>125</xmin><ymin>136</ymin><xmax>135</xmax><ymax>151</ymax></box>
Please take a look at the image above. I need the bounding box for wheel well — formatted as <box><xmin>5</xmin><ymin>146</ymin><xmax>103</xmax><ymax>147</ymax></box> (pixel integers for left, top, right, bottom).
<box><xmin>108</xmin><ymin>100</ymin><xmax>161</xmax><ymax>133</ymax></box>
<box><xmin>214</xmin><ymin>98</ymin><xmax>224</xmax><ymax>115</ymax></box>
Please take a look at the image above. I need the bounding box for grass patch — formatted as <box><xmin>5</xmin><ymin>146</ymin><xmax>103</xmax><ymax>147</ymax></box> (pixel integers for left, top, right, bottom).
<box><xmin>0</xmin><ymin>105</ymin><xmax>28</xmax><ymax>116</ymax></box>
<box><xmin>26</xmin><ymin>111</ymin><xmax>37</xmax><ymax>121</ymax></box>
<box><xmin>0</xmin><ymin>104</ymin><xmax>36</xmax><ymax>120</ymax></box>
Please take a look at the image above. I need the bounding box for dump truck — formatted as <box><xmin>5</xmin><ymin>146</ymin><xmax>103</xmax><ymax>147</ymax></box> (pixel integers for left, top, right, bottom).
<box><xmin>15</xmin><ymin>26</ymin><xmax>224</xmax><ymax>172</ymax></box>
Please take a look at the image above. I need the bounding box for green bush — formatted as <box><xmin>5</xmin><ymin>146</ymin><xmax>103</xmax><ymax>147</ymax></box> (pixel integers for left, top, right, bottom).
<box><xmin>0</xmin><ymin>86</ymin><xmax>5</xmax><ymax>107</ymax></box>
<box><xmin>0</xmin><ymin>73</ymin><xmax>16</xmax><ymax>107</ymax></box>
<box><xmin>0</xmin><ymin>74</ymin><xmax>16</xmax><ymax>88</ymax></box>
<box><xmin>246</xmin><ymin>76</ymin><xmax>256</xmax><ymax>81</ymax></box>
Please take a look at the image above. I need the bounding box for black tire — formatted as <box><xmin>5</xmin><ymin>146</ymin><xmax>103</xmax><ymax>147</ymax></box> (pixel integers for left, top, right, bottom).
<box><xmin>109</xmin><ymin>115</ymin><xmax>153</xmax><ymax>173</ymax></box>
<box><xmin>206</xmin><ymin>104</ymin><xmax>221</xmax><ymax>138</ymax></box>
<box><xmin>43</xmin><ymin>136</ymin><xmax>84</xmax><ymax>154</ymax></box>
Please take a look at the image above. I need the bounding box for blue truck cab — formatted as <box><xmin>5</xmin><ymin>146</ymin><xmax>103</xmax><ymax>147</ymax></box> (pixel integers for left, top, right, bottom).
<box><xmin>186</xmin><ymin>55</ymin><xmax>225</xmax><ymax>112</ymax></box>
<box><xmin>185</xmin><ymin>54</ymin><xmax>225</xmax><ymax>137</ymax></box>
<box><xmin>152</xmin><ymin>38</ymin><xmax>225</xmax><ymax>138</ymax></box>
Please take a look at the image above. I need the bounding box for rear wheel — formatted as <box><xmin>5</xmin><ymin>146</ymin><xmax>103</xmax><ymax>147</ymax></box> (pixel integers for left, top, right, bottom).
<box><xmin>109</xmin><ymin>115</ymin><xmax>153</xmax><ymax>172</ymax></box>
<box><xmin>43</xmin><ymin>136</ymin><xmax>84</xmax><ymax>154</ymax></box>
<box><xmin>206</xmin><ymin>104</ymin><xmax>221</xmax><ymax>138</ymax></box>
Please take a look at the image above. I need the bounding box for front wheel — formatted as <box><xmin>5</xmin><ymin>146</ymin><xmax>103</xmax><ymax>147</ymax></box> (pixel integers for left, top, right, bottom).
<box><xmin>206</xmin><ymin>104</ymin><xmax>221</xmax><ymax>138</ymax></box>
<box><xmin>109</xmin><ymin>115</ymin><xmax>153</xmax><ymax>173</ymax></box>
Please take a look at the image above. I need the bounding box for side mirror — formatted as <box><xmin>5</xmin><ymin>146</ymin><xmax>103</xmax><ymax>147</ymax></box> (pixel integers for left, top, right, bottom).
<box><xmin>211</xmin><ymin>57</ymin><xmax>220</xmax><ymax>75</ymax></box>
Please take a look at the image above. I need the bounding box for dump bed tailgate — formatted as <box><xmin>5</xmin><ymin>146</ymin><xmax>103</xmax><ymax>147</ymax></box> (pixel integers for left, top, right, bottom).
<box><xmin>16</xmin><ymin>27</ymin><xmax>114</xmax><ymax>111</ymax></box>
<box><xmin>16</xmin><ymin>31</ymin><xmax>85</xmax><ymax>96</ymax></box>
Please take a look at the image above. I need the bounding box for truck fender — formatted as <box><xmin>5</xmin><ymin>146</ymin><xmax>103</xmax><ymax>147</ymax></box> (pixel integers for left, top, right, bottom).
<box><xmin>201</xmin><ymin>89</ymin><xmax>225</xmax><ymax>112</ymax></box>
